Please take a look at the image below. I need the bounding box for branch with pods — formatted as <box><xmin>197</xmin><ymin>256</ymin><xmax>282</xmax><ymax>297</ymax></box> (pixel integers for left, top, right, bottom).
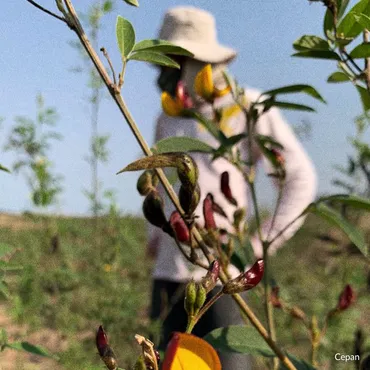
<box><xmin>23</xmin><ymin>0</ymin><xmax>370</xmax><ymax>369</ymax></box>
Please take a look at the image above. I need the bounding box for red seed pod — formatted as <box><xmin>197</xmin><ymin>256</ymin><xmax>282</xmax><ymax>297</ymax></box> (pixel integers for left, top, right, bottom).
<box><xmin>201</xmin><ymin>260</ymin><xmax>220</xmax><ymax>293</ymax></box>
<box><xmin>271</xmin><ymin>148</ymin><xmax>285</xmax><ymax>166</ymax></box>
<box><xmin>337</xmin><ymin>284</ymin><xmax>355</xmax><ymax>311</ymax></box>
<box><xmin>96</xmin><ymin>326</ymin><xmax>118</xmax><ymax>370</ymax></box>
<box><xmin>154</xmin><ymin>350</ymin><xmax>160</xmax><ymax>365</ymax></box>
<box><xmin>170</xmin><ymin>211</ymin><xmax>190</xmax><ymax>243</ymax></box>
<box><xmin>244</xmin><ymin>259</ymin><xmax>264</xmax><ymax>289</ymax></box>
<box><xmin>270</xmin><ymin>286</ymin><xmax>282</xmax><ymax>308</ymax></box>
<box><xmin>176</xmin><ymin>81</ymin><xmax>193</xmax><ymax>109</ymax></box>
<box><xmin>220</xmin><ymin>171</ymin><xmax>238</xmax><ymax>206</ymax></box>
<box><xmin>223</xmin><ymin>259</ymin><xmax>264</xmax><ymax>294</ymax></box>
<box><xmin>96</xmin><ymin>325</ymin><xmax>108</xmax><ymax>357</ymax></box>
<box><xmin>203</xmin><ymin>194</ymin><xmax>217</xmax><ymax>230</ymax></box>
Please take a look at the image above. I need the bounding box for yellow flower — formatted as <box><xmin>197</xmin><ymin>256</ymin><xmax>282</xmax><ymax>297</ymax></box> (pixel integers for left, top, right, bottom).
<box><xmin>103</xmin><ymin>264</ymin><xmax>112</xmax><ymax>273</ymax></box>
<box><xmin>161</xmin><ymin>82</ymin><xmax>193</xmax><ymax>117</ymax></box>
<box><xmin>161</xmin><ymin>92</ymin><xmax>184</xmax><ymax>117</ymax></box>
<box><xmin>214</xmin><ymin>85</ymin><xmax>232</xmax><ymax>98</ymax></box>
<box><xmin>194</xmin><ymin>64</ymin><xmax>214</xmax><ymax>101</ymax></box>
<box><xmin>219</xmin><ymin>104</ymin><xmax>241</xmax><ymax>136</ymax></box>
<box><xmin>194</xmin><ymin>64</ymin><xmax>231</xmax><ymax>102</ymax></box>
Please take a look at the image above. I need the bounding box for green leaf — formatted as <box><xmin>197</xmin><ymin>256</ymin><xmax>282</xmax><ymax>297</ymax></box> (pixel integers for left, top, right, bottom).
<box><xmin>263</xmin><ymin>101</ymin><xmax>316</xmax><ymax>112</ymax></box>
<box><xmin>327</xmin><ymin>71</ymin><xmax>351</xmax><ymax>83</ymax></box>
<box><xmin>255</xmin><ymin>136</ymin><xmax>283</xmax><ymax>169</ymax></box>
<box><xmin>353</xmin><ymin>12</ymin><xmax>370</xmax><ymax>30</ymax></box>
<box><xmin>204</xmin><ymin>326</ymin><xmax>275</xmax><ymax>357</ymax></box>
<box><xmin>0</xmin><ymin>328</ymin><xmax>8</xmax><ymax>345</ymax></box>
<box><xmin>255</xmin><ymin>135</ymin><xmax>284</xmax><ymax>150</ymax></box>
<box><xmin>338</xmin><ymin>0</ymin><xmax>351</xmax><ymax>20</ymax></box>
<box><xmin>337</xmin><ymin>0</ymin><xmax>370</xmax><ymax>39</ymax></box>
<box><xmin>0</xmin><ymin>244</ymin><xmax>13</xmax><ymax>259</ymax></box>
<box><xmin>335</xmin><ymin>36</ymin><xmax>355</xmax><ymax>47</ymax></box>
<box><xmin>293</xmin><ymin>35</ymin><xmax>330</xmax><ymax>51</ymax></box>
<box><xmin>102</xmin><ymin>0</ymin><xmax>113</xmax><ymax>12</ymax></box>
<box><xmin>324</xmin><ymin>7</ymin><xmax>335</xmax><ymax>41</ymax></box>
<box><xmin>349</xmin><ymin>43</ymin><xmax>370</xmax><ymax>58</ymax></box>
<box><xmin>317</xmin><ymin>194</ymin><xmax>370</xmax><ymax>211</ymax></box>
<box><xmin>309</xmin><ymin>203</ymin><xmax>368</xmax><ymax>257</ymax></box>
<box><xmin>128</xmin><ymin>51</ymin><xmax>180</xmax><ymax>68</ymax></box>
<box><xmin>5</xmin><ymin>342</ymin><xmax>58</xmax><ymax>359</ymax></box>
<box><xmin>0</xmin><ymin>281</ymin><xmax>10</xmax><ymax>299</ymax></box>
<box><xmin>212</xmin><ymin>134</ymin><xmax>247</xmax><ymax>159</ymax></box>
<box><xmin>123</xmin><ymin>0</ymin><xmax>139</xmax><ymax>7</ymax></box>
<box><xmin>262</xmin><ymin>84</ymin><xmax>326</xmax><ymax>103</ymax></box>
<box><xmin>155</xmin><ymin>136</ymin><xmax>213</xmax><ymax>154</ymax></box>
<box><xmin>0</xmin><ymin>164</ymin><xmax>10</xmax><ymax>173</ymax></box>
<box><xmin>132</xmin><ymin>39</ymin><xmax>193</xmax><ymax>57</ymax></box>
<box><xmin>292</xmin><ymin>50</ymin><xmax>341</xmax><ymax>61</ymax></box>
<box><xmin>222</xmin><ymin>70</ymin><xmax>238</xmax><ymax>98</ymax></box>
<box><xmin>0</xmin><ymin>261</ymin><xmax>23</xmax><ymax>271</ymax></box>
<box><xmin>190</xmin><ymin>112</ymin><xmax>222</xmax><ymax>141</ymax></box>
<box><xmin>116</xmin><ymin>16</ymin><xmax>135</xmax><ymax>59</ymax></box>
<box><xmin>356</xmin><ymin>85</ymin><xmax>370</xmax><ymax>112</ymax></box>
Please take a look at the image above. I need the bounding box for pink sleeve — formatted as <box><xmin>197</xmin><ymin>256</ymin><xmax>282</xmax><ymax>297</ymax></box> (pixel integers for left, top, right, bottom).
<box><xmin>250</xmin><ymin>107</ymin><xmax>317</xmax><ymax>258</ymax></box>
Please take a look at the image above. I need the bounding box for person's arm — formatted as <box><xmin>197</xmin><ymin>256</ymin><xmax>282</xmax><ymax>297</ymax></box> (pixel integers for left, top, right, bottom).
<box><xmin>250</xmin><ymin>107</ymin><xmax>317</xmax><ymax>258</ymax></box>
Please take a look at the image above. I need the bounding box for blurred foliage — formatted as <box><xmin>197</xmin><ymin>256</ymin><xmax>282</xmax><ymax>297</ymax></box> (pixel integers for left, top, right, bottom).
<box><xmin>70</xmin><ymin>0</ymin><xmax>115</xmax><ymax>217</ymax></box>
<box><xmin>250</xmin><ymin>211</ymin><xmax>370</xmax><ymax>369</ymax></box>
<box><xmin>0</xmin><ymin>214</ymin><xmax>153</xmax><ymax>369</ymax></box>
<box><xmin>0</xmin><ymin>212</ymin><xmax>368</xmax><ymax>368</ymax></box>
<box><xmin>4</xmin><ymin>94</ymin><xmax>63</xmax><ymax>210</ymax></box>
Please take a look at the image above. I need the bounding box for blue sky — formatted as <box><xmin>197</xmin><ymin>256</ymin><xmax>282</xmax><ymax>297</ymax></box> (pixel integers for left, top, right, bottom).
<box><xmin>0</xmin><ymin>0</ymin><xmax>362</xmax><ymax>216</ymax></box>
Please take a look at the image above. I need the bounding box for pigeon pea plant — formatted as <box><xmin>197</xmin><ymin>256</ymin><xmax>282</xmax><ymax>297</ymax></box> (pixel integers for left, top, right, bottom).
<box><xmin>4</xmin><ymin>94</ymin><xmax>63</xmax><ymax>212</ymax></box>
<box><xmin>69</xmin><ymin>0</ymin><xmax>116</xmax><ymax>218</ymax></box>
<box><xmin>297</xmin><ymin>0</ymin><xmax>370</xmax><ymax>200</ymax></box>
<box><xmin>24</xmin><ymin>0</ymin><xmax>370</xmax><ymax>369</ymax></box>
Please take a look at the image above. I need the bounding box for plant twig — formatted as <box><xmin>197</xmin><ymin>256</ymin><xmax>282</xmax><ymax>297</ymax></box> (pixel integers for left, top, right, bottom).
<box><xmin>35</xmin><ymin>2</ymin><xmax>297</xmax><ymax>368</ymax></box>
<box><xmin>235</xmin><ymin>108</ymin><xmax>279</xmax><ymax>369</ymax></box>
<box><xmin>100</xmin><ymin>47</ymin><xmax>117</xmax><ymax>86</ymax></box>
<box><xmin>25</xmin><ymin>0</ymin><xmax>69</xmax><ymax>25</ymax></box>
<box><xmin>173</xmin><ymin>237</ymin><xmax>208</xmax><ymax>270</ymax></box>
<box><xmin>268</xmin><ymin>208</ymin><xmax>307</xmax><ymax>246</ymax></box>
<box><xmin>267</xmin><ymin>182</ymin><xmax>284</xmax><ymax>241</ymax></box>
<box><xmin>187</xmin><ymin>289</ymin><xmax>224</xmax><ymax>333</ymax></box>
<box><xmin>364</xmin><ymin>30</ymin><xmax>370</xmax><ymax>93</ymax></box>
<box><xmin>342</xmin><ymin>49</ymin><xmax>363</xmax><ymax>74</ymax></box>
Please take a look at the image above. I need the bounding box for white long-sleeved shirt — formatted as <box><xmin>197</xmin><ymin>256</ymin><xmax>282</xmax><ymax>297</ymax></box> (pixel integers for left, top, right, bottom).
<box><xmin>149</xmin><ymin>88</ymin><xmax>317</xmax><ymax>282</ymax></box>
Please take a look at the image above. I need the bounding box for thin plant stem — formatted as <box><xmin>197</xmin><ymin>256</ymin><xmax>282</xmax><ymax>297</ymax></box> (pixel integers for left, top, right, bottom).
<box><xmin>173</xmin><ymin>237</ymin><xmax>208</xmax><ymax>270</ymax></box>
<box><xmin>342</xmin><ymin>49</ymin><xmax>363</xmax><ymax>74</ymax></box>
<box><xmin>36</xmin><ymin>2</ymin><xmax>297</xmax><ymax>368</ymax></box>
<box><xmin>364</xmin><ymin>30</ymin><xmax>370</xmax><ymax>93</ymax></box>
<box><xmin>101</xmin><ymin>47</ymin><xmax>117</xmax><ymax>86</ymax></box>
<box><xmin>239</xmin><ymin>107</ymin><xmax>278</xmax><ymax>368</ymax></box>
<box><xmin>311</xmin><ymin>342</ymin><xmax>319</xmax><ymax>368</ymax></box>
<box><xmin>268</xmin><ymin>208</ymin><xmax>307</xmax><ymax>246</ymax></box>
<box><xmin>197</xmin><ymin>289</ymin><xmax>224</xmax><ymax>322</ymax></box>
<box><xmin>26</xmin><ymin>0</ymin><xmax>68</xmax><ymax>24</ymax></box>
<box><xmin>187</xmin><ymin>289</ymin><xmax>224</xmax><ymax>334</ymax></box>
<box><xmin>267</xmin><ymin>182</ymin><xmax>284</xmax><ymax>241</ymax></box>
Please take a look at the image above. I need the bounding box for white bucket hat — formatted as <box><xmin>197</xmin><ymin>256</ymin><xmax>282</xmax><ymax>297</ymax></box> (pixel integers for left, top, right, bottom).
<box><xmin>158</xmin><ymin>6</ymin><xmax>237</xmax><ymax>64</ymax></box>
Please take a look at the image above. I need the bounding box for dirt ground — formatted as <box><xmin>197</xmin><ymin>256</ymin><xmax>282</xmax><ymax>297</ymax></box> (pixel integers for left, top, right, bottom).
<box><xmin>0</xmin><ymin>305</ymin><xmax>65</xmax><ymax>370</ymax></box>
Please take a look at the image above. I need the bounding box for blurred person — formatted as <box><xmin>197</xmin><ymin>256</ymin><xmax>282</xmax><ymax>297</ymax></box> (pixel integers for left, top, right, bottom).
<box><xmin>148</xmin><ymin>6</ymin><xmax>317</xmax><ymax>369</ymax></box>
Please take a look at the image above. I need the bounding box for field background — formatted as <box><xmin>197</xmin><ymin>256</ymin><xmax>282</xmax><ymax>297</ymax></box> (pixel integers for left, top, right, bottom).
<box><xmin>0</xmin><ymin>211</ymin><xmax>369</xmax><ymax>370</ymax></box>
